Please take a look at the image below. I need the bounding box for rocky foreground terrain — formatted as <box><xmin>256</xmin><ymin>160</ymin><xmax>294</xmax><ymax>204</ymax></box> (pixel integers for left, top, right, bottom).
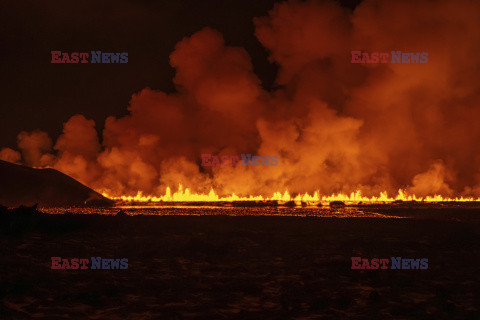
<box><xmin>0</xmin><ymin>205</ymin><xmax>479</xmax><ymax>319</ymax></box>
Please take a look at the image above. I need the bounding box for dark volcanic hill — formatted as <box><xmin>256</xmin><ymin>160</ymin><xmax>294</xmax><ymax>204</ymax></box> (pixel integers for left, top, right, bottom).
<box><xmin>0</xmin><ymin>160</ymin><xmax>114</xmax><ymax>207</ymax></box>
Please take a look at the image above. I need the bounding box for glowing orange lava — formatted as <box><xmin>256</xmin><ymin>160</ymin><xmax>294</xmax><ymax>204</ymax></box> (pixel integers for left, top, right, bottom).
<box><xmin>101</xmin><ymin>184</ymin><xmax>480</xmax><ymax>205</ymax></box>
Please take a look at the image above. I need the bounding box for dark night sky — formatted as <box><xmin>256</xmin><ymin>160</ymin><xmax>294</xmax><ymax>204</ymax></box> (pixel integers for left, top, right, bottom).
<box><xmin>0</xmin><ymin>0</ymin><xmax>361</xmax><ymax>149</ymax></box>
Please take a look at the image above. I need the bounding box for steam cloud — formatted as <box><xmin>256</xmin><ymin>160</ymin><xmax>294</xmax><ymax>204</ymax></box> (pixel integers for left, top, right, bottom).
<box><xmin>2</xmin><ymin>0</ymin><xmax>480</xmax><ymax>197</ymax></box>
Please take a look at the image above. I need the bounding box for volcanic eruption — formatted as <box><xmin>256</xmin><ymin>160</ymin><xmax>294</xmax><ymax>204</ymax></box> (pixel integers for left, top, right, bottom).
<box><xmin>2</xmin><ymin>0</ymin><xmax>480</xmax><ymax>203</ymax></box>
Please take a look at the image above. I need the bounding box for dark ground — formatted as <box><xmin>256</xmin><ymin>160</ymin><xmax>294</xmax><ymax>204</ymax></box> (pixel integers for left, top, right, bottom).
<box><xmin>1</xmin><ymin>206</ymin><xmax>479</xmax><ymax>319</ymax></box>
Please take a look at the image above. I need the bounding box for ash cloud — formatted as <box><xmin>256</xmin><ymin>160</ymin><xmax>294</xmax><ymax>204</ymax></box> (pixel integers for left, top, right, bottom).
<box><xmin>2</xmin><ymin>0</ymin><xmax>480</xmax><ymax>197</ymax></box>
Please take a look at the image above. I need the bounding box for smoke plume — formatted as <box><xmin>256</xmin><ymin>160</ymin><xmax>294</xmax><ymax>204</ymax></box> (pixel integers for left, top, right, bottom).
<box><xmin>2</xmin><ymin>0</ymin><xmax>480</xmax><ymax>197</ymax></box>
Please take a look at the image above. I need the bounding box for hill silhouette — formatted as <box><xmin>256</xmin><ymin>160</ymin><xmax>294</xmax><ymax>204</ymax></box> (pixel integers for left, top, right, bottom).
<box><xmin>0</xmin><ymin>160</ymin><xmax>113</xmax><ymax>207</ymax></box>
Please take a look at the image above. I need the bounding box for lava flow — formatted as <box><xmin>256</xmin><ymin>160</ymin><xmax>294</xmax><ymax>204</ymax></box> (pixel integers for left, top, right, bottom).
<box><xmin>102</xmin><ymin>185</ymin><xmax>480</xmax><ymax>205</ymax></box>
